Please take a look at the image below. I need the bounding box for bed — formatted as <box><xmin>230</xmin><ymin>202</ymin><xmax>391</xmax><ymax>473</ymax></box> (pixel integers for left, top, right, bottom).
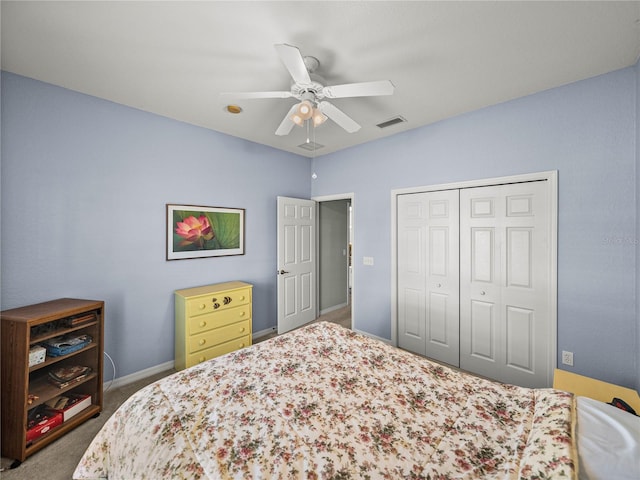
<box><xmin>73</xmin><ymin>321</ymin><xmax>637</xmax><ymax>479</ymax></box>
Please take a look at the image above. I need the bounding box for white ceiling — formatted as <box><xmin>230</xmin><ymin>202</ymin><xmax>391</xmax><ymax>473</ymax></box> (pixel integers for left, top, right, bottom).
<box><xmin>2</xmin><ymin>1</ymin><xmax>640</xmax><ymax>158</ymax></box>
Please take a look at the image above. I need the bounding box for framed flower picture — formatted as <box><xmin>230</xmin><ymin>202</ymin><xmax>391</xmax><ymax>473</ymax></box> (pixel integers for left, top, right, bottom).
<box><xmin>166</xmin><ymin>204</ymin><xmax>245</xmax><ymax>260</ymax></box>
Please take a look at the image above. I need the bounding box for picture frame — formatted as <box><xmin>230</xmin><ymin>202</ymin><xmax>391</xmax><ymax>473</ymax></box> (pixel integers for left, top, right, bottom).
<box><xmin>166</xmin><ymin>204</ymin><xmax>245</xmax><ymax>260</ymax></box>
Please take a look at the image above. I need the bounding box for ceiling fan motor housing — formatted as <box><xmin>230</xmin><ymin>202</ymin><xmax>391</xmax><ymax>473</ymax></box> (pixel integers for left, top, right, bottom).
<box><xmin>291</xmin><ymin>74</ymin><xmax>326</xmax><ymax>101</ymax></box>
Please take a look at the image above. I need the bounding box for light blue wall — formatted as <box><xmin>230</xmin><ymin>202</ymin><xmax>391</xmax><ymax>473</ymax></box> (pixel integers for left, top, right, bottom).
<box><xmin>312</xmin><ymin>66</ymin><xmax>638</xmax><ymax>389</ymax></box>
<box><xmin>2</xmin><ymin>65</ymin><xmax>638</xmax><ymax>390</ymax></box>
<box><xmin>1</xmin><ymin>72</ymin><xmax>311</xmax><ymax>378</ymax></box>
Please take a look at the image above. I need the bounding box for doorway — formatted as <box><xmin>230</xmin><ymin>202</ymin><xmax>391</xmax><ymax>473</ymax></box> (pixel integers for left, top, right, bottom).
<box><xmin>314</xmin><ymin>193</ymin><xmax>354</xmax><ymax>330</ymax></box>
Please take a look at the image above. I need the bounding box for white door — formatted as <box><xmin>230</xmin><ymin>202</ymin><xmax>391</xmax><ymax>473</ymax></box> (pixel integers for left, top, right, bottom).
<box><xmin>277</xmin><ymin>196</ymin><xmax>316</xmax><ymax>334</ymax></box>
<box><xmin>397</xmin><ymin>190</ymin><xmax>460</xmax><ymax>366</ymax></box>
<box><xmin>460</xmin><ymin>181</ymin><xmax>550</xmax><ymax>387</ymax></box>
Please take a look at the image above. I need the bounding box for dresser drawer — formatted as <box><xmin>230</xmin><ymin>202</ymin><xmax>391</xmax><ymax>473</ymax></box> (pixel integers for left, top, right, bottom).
<box><xmin>189</xmin><ymin>319</ymin><xmax>251</xmax><ymax>353</ymax></box>
<box><xmin>186</xmin><ymin>287</ymin><xmax>251</xmax><ymax>317</ymax></box>
<box><xmin>186</xmin><ymin>334</ymin><xmax>251</xmax><ymax>367</ymax></box>
<box><xmin>188</xmin><ymin>304</ymin><xmax>251</xmax><ymax>335</ymax></box>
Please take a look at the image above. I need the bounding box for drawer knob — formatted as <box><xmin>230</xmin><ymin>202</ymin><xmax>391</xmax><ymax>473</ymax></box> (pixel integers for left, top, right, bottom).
<box><xmin>239</xmin><ymin>311</ymin><xmax>245</xmax><ymax>317</ymax></box>
<box><xmin>240</xmin><ymin>327</ymin><xmax>245</xmax><ymax>332</ymax></box>
<box><xmin>199</xmin><ymin>321</ymin><xmax>207</xmax><ymax>328</ymax></box>
<box><xmin>198</xmin><ymin>356</ymin><xmax>205</xmax><ymax>363</ymax></box>
<box><xmin>199</xmin><ymin>339</ymin><xmax>206</xmax><ymax>346</ymax></box>
<box><xmin>239</xmin><ymin>343</ymin><xmax>245</xmax><ymax>348</ymax></box>
<box><xmin>198</xmin><ymin>303</ymin><xmax>206</xmax><ymax>310</ymax></box>
<box><xmin>239</xmin><ymin>295</ymin><xmax>245</xmax><ymax>301</ymax></box>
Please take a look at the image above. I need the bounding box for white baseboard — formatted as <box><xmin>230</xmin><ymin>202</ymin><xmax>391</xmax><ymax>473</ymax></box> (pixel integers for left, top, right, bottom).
<box><xmin>253</xmin><ymin>326</ymin><xmax>276</xmax><ymax>339</ymax></box>
<box><xmin>103</xmin><ymin>360</ymin><xmax>175</xmax><ymax>391</ymax></box>
<box><xmin>319</xmin><ymin>301</ymin><xmax>349</xmax><ymax>316</ymax></box>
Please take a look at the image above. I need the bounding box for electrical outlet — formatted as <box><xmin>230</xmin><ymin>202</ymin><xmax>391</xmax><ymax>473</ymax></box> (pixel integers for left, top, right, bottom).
<box><xmin>363</xmin><ymin>256</ymin><xmax>374</xmax><ymax>266</ymax></box>
<box><xmin>562</xmin><ymin>351</ymin><xmax>574</xmax><ymax>366</ymax></box>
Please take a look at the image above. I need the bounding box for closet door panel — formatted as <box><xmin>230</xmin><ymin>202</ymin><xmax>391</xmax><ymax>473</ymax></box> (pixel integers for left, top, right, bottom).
<box><xmin>402</xmin><ymin>288</ymin><xmax>425</xmax><ymax>339</ymax></box>
<box><xmin>428</xmin><ymin>291</ymin><xmax>448</xmax><ymax>345</ymax></box>
<box><xmin>425</xmin><ymin>191</ymin><xmax>460</xmax><ymax>366</ymax></box>
<box><xmin>461</xmin><ymin>191</ymin><xmax>501</xmax><ymax>380</ymax></box>
<box><xmin>398</xmin><ymin>190</ymin><xmax>459</xmax><ymax>365</ymax></box>
<box><xmin>460</xmin><ymin>181</ymin><xmax>550</xmax><ymax>387</ymax></box>
<box><xmin>469</xmin><ymin>299</ymin><xmax>495</xmax><ymax>361</ymax></box>
<box><xmin>506</xmin><ymin>228</ymin><xmax>533</xmax><ymax>288</ymax></box>
<box><xmin>471</xmin><ymin>228</ymin><xmax>495</xmax><ymax>283</ymax></box>
<box><xmin>397</xmin><ymin>196</ymin><xmax>427</xmax><ymax>355</ymax></box>
<box><xmin>506</xmin><ymin>306</ymin><xmax>534</xmax><ymax>372</ymax></box>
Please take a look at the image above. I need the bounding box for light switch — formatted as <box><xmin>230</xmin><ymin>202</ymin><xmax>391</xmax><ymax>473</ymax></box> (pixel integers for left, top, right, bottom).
<box><xmin>363</xmin><ymin>256</ymin><xmax>374</xmax><ymax>266</ymax></box>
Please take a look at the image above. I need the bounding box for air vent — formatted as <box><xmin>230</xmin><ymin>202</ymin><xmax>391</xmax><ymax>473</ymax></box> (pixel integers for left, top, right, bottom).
<box><xmin>298</xmin><ymin>141</ymin><xmax>324</xmax><ymax>151</ymax></box>
<box><xmin>376</xmin><ymin>116</ymin><xmax>407</xmax><ymax>129</ymax></box>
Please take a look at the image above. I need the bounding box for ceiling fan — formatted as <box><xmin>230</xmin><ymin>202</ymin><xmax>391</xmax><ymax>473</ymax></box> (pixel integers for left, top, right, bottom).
<box><xmin>220</xmin><ymin>44</ymin><xmax>395</xmax><ymax>136</ymax></box>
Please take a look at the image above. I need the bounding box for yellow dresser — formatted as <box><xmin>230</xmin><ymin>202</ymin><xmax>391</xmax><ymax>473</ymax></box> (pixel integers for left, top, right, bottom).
<box><xmin>174</xmin><ymin>281</ymin><xmax>252</xmax><ymax>370</ymax></box>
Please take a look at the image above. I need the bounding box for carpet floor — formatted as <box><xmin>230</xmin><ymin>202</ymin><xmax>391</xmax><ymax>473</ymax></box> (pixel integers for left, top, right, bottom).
<box><xmin>1</xmin><ymin>303</ymin><xmax>351</xmax><ymax>479</ymax></box>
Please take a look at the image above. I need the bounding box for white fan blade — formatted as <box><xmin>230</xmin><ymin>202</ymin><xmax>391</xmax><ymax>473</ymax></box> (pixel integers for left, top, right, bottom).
<box><xmin>275</xmin><ymin>104</ymin><xmax>300</xmax><ymax>136</ymax></box>
<box><xmin>318</xmin><ymin>101</ymin><xmax>361</xmax><ymax>133</ymax></box>
<box><xmin>220</xmin><ymin>91</ymin><xmax>293</xmax><ymax>100</ymax></box>
<box><xmin>274</xmin><ymin>44</ymin><xmax>311</xmax><ymax>85</ymax></box>
<box><xmin>322</xmin><ymin>80</ymin><xmax>394</xmax><ymax>99</ymax></box>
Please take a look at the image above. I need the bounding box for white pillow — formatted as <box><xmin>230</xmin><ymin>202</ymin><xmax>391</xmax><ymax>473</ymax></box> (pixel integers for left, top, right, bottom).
<box><xmin>577</xmin><ymin>396</ymin><xmax>640</xmax><ymax>480</ymax></box>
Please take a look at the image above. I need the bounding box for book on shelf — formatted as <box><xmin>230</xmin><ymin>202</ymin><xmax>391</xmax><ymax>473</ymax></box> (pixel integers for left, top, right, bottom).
<box><xmin>45</xmin><ymin>393</ymin><xmax>92</xmax><ymax>421</ymax></box>
<box><xmin>65</xmin><ymin>312</ymin><xmax>96</xmax><ymax>327</ymax></box>
<box><xmin>26</xmin><ymin>405</ymin><xmax>63</xmax><ymax>443</ymax></box>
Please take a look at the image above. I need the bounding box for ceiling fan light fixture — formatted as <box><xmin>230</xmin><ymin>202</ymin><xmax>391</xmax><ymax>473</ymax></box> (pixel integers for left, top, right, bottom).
<box><xmin>291</xmin><ymin>112</ymin><xmax>305</xmax><ymax>127</ymax></box>
<box><xmin>312</xmin><ymin>108</ymin><xmax>327</xmax><ymax>126</ymax></box>
<box><xmin>296</xmin><ymin>100</ymin><xmax>314</xmax><ymax>120</ymax></box>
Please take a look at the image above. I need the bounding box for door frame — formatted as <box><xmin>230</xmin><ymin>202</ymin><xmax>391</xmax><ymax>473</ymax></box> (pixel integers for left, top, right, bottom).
<box><xmin>313</xmin><ymin>193</ymin><xmax>355</xmax><ymax>329</ymax></box>
<box><xmin>391</xmin><ymin>171</ymin><xmax>558</xmax><ymax>378</ymax></box>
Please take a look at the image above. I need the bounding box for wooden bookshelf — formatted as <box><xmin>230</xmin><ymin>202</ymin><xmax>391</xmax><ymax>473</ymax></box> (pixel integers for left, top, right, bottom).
<box><xmin>1</xmin><ymin>298</ymin><xmax>104</xmax><ymax>466</ymax></box>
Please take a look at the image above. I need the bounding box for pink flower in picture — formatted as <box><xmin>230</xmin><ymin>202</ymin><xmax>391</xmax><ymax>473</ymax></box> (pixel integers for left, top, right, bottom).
<box><xmin>175</xmin><ymin>215</ymin><xmax>215</xmax><ymax>248</ymax></box>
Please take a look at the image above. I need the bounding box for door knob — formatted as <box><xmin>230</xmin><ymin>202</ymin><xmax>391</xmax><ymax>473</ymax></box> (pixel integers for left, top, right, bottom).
<box><xmin>480</xmin><ymin>291</ymin><xmax>486</xmax><ymax>296</ymax></box>
<box><xmin>278</xmin><ymin>269</ymin><xmax>289</xmax><ymax>275</ymax></box>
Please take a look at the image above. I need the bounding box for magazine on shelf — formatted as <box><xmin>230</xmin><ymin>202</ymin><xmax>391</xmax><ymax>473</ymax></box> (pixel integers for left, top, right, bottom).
<box><xmin>48</xmin><ymin>365</ymin><xmax>92</xmax><ymax>388</ymax></box>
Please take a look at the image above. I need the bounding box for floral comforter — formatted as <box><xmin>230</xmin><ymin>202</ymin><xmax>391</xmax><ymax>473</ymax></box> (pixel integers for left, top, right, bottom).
<box><xmin>74</xmin><ymin>322</ymin><xmax>576</xmax><ymax>479</ymax></box>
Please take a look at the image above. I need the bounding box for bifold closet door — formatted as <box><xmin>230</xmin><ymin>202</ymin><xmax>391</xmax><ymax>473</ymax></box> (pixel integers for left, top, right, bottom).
<box><xmin>459</xmin><ymin>181</ymin><xmax>550</xmax><ymax>387</ymax></box>
<box><xmin>397</xmin><ymin>190</ymin><xmax>460</xmax><ymax>366</ymax></box>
